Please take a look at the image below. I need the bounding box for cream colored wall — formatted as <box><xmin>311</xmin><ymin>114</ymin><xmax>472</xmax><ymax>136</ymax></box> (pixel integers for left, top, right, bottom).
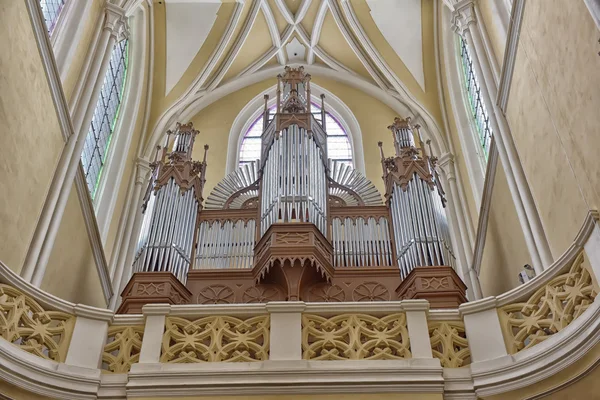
<box><xmin>187</xmin><ymin>77</ymin><xmax>403</xmax><ymax>199</ymax></box>
<box><xmin>41</xmin><ymin>184</ymin><xmax>106</xmax><ymax>308</ymax></box>
<box><xmin>61</xmin><ymin>0</ymin><xmax>104</xmax><ymax>103</ymax></box>
<box><xmin>477</xmin><ymin>0</ymin><xmax>506</xmax><ymax>67</ymax></box>
<box><xmin>479</xmin><ymin>162</ymin><xmax>530</xmax><ymax>296</ymax></box>
<box><xmin>0</xmin><ymin>1</ymin><xmax>65</xmax><ymax>274</ymax></box>
<box><xmin>505</xmin><ymin>0</ymin><xmax>599</xmax><ymax>258</ymax></box>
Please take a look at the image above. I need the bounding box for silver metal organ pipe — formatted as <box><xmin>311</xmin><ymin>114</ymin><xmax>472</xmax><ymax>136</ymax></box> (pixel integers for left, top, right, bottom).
<box><xmin>382</xmin><ymin>117</ymin><xmax>456</xmax><ymax>280</ymax></box>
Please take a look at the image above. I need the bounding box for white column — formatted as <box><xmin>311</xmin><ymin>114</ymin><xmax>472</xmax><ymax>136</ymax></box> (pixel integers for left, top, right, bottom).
<box><xmin>584</xmin><ymin>0</ymin><xmax>600</xmax><ymax>29</ymax></box>
<box><xmin>63</xmin><ymin>305</ymin><xmax>114</xmax><ymax>369</ymax></box>
<box><xmin>137</xmin><ymin>304</ymin><xmax>170</xmax><ymax>364</ymax></box>
<box><xmin>438</xmin><ymin>154</ymin><xmax>482</xmax><ymax>300</ymax></box>
<box><xmin>266</xmin><ymin>302</ymin><xmax>305</xmax><ymax>360</ymax></box>
<box><xmin>403</xmin><ymin>300</ymin><xmax>433</xmax><ymax>359</ymax></box>
<box><xmin>21</xmin><ymin>4</ymin><xmax>128</xmax><ymax>286</ymax></box>
<box><xmin>451</xmin><ymin>1</ymin><xmax>552</xmax><ymax>274</ymax></box>
<box><xmin>583</xmin><ymin>217</ymin><xmax>600</xmax><ymax>281</ymax></box>
<box><xmin>459</xmin><ymin>297</ymin><xmax>507</xmax><ymax>363</ymax></box>
<box><xmin>109</xmin><ymin>159</ymin><xmax>151</xmax><ymax>310</ymax></box>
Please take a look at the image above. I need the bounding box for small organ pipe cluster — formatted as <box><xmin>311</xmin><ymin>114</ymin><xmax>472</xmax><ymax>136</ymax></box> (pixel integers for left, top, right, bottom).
<box><xmin>123</xmin><ymin>67</ymin><xmax>464</xmax><ymax>312</ymax></box>
<box><xmin>132</xmin><ymin>122</ymin><xmax>208</xmax><ymax>283</ymax></box>
<box><xmin>380</xmin><ymin>117</ymin><xmax>455</xmax><ymax>279</ymax></box>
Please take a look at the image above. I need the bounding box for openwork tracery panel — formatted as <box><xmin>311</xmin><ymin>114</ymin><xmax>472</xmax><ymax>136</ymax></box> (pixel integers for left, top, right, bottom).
<box><xmin>498</xmin><ymin>253</ymin><xmax>597</xmax><ymax>354</ymax></box>
<box><xmin>302</xmin><ymin>313</ymin><xmax>411</xmax><ymax>360</ymax></box>
<box><xmin>0</xmin><ymin>284</ymin><xmax>74</xmax><ymax>362</ymax></box>
<box><xmin>101</xmin><ymin>326</ymin><xmax>144</xmax><ymax>373</ymax></box>
<box><xmin>428</xmin><ymin>321</ymin><xmax>470</xmax><ymax>368</ymax></box>
<box><xmin>161</xmin><ymin>315</ymin><xmax>269</xmax><ymax>363</ymax></box>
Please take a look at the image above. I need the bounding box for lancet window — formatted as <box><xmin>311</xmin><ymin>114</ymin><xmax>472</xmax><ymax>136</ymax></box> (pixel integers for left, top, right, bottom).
<box><xmin>238</xmin><ymin>103</ymin><xmax>352</xmax><ymax>168</ymax></box>
<box><xmin>82</xmin><ymin>38</ymin><xmax>129</xmax><ymax>198</ymax></box>
<box><xmin>459</xmin><ymin>37</ymin><xmax>492</xmax><ymax>158</ymax></box>
<box><xmin>39</xmin><ymin>0</ymin><xmax>66</xmax><ymax>34</ymax></box>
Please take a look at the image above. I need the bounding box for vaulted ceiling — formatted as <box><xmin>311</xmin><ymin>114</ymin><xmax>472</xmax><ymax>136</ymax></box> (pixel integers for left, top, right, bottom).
<box><xmin>162</xmin><ymin>0</ymin><xmax>428</xmax><ymax>94</ymax></box>
<box><xmin>147</xmin><ymin>0</ymin><xmax>445</xmax><ymax>157</ymax></box>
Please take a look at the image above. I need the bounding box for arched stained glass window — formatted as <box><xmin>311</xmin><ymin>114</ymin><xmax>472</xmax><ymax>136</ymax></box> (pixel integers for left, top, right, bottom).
<box><xmin>82</xmin><ymin>39</ymin><xmax>129</xmax><ymax>198</ymax></box>
<box><xmin>39</xmin><ymin>0</ymin><xmax>66</xmax><ymax>34</ymax></box>
<box><xmin>238</xmin><ymin>103</ymin><xmax>353</xmax><ymax>168</ymax></box>
<box><xmin>459</xmin><ymin>37</ymin><xmax>492</xmax><ymax>159</ymax></box>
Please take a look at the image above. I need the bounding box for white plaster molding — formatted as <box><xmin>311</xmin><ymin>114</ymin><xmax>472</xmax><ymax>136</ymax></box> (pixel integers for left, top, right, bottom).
<box><xmin>472</xmin><ymin>140</ymin><xmax>499</xmax><ymax>275</ymax></box>
<box><xmin>496</xmin><ymin>0</ymin><xmax>525</xmax><ymax>110</ymax></box>
<box><xmin>206</xmin><ymin>0</ymin><xmax>263</xmax><ymax>91</ymax></box>
<box><xmin>307</xmin><ymin>0</ymin><xmax>328</xmax><ymax>64</ymax></box>
<box><xmin>127</xmin><ymin>359</ymin><xmax>444</xmax><ymax>396</ymax></box>
<box><xmin>164</xmin><ymin>1</ymin><xmax>221</xmax><ymax>95</ymax></box>
<box><xmin>145</xmin><ymin>64</ymin><xmax>416</xmax><ymax>159</ymax></box>
<box><xmin>260</xmin><ymin>0</ymin><xmax>286</xmax><ymax>65</ymax></box>
<box><xmin>584</xmin><ymin>0</ymin><xmax>600</xmax><ymax>29</ymax></box>
<box><xmin>225</xmin><ymin>84</ymin><xmax>366</xmax><ymax>175</ymax></box>
<box><xmin>95</xmin><ymin>5</ymin><xmax>149</xmax><ymax>243</ymax></box>
<box><xmin>51</xmin><ymin>0</ymin><xmax>96</xmax><ymax>82</ymax></box>
<box><xmin>428</xmin><ymin>308</ymin><xmax>462</xmax><ymax>322</ymax></box>
<box><xmin>74</xmin><ymin>168</ymin><xmax>113</xmax><ymax>304</ymax></box>
<box><xmin>273</xmin><ymin>0</ymin><xmax>294</xmax><ymax>25</ymax></box>
<box><xmin>326</xmin><ymin>0</ymin><xmax>389</xmax><ymax>90</ymax></box>
<box><xmin>338</xmin><ymin>0</ymin><xmax>449</xmax><ymax>156</ymax></box>
<box><xmin>440</xmin><ymin>6</ymin><xmax>486</xmax><ymax>206</ymax></box>
<box><xmin>471</xmin><ymin>299</ymin><xmax>600</xmax><ymax>397</ymax></box>
<box><xmin>0</xmin><ymin>260</ymin><xmax>76</xmax><ymax>315</ymax></box>
<box><xmin>366</xmin><ymin>0</ymin><xmax>425</xmax><ymax>90</ymax></box>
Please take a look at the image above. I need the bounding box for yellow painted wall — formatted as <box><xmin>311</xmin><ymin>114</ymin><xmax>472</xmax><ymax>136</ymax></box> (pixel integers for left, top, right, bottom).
<box><xmin>0</xmin><ymin>1</ymin><xmax>65</xmax><ymax>273</ymax></box>
<box><xmin>479</xmin><ymin>161</ymin><xmax>530</xmax><ymax>296</ymax></box>
<box><xmin>41</xmin><ymin>184</ymin><xmax>106</xmax><ymax>308</ymax></box>
<box><xmin>505</xmin><ymin>0</ymin><xmax>599</xmax><ymax>257</ymax></box>
<box><xmin>187</xmin><ymin>77</ymin><xmax>402</xmax><ymax>199</ymax></box>
<box><xmin>61</xmin><ymin>0</ymin><xmax>104</xmax><ymax>103</ymax></box>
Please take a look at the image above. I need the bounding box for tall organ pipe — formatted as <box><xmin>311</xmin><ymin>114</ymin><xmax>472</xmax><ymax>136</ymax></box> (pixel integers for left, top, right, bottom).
<box><xmin>381</xmin><ymin>117</ymin><xmax>455</xmax><ymax>279</ymax></box>
<box><xmin>132</xmin><ymin>122</ymin><xmax>208</xmax><ymax>284</ymax></box>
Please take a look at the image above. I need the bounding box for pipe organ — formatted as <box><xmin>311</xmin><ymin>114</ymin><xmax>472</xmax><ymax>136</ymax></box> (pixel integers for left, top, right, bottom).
<box><xmin>380</xmin><ymin>117</ymin><xmax>455</xmax><ymax>280</ymax></box>
<box><xmin>132</xmin><ymin>122</ymin><xmax>208</xmax><ymax>284</ymax></box>
<box><xmin>120</xmin><ymin>67</ymin><xmax>467</xmax><ymax>314</ymax></box>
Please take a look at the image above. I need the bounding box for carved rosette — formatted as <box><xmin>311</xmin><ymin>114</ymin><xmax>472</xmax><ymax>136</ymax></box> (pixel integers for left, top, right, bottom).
<box><xmin>118</xmin><ymin>272</ymin><xmax>192</xmax><ymax>314</ymax></box>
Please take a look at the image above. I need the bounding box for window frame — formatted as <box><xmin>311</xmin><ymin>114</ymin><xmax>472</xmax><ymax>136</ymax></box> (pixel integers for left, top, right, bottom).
<box><xmin>237</xmin><ymin>100</ymin><xmax>354</xmax><ymax>169</ymax></box>
<box><xmin>81</xmin><ymin>37</ymin><xmax>129</xmax><ymax>199</ymax></box>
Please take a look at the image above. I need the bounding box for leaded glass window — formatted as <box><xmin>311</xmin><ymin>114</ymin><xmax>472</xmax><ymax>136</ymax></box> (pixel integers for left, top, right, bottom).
<box><xmin>82</xmin><ymin>39</ymin><xmax>129</xmax><ymax>198</ymax></box>
<box><xmin>39</xmin><ymin>0</ymin><xmax>66</xmax><ymax>34</ymax></box>
<box><xmin>238</xmin><ymin>103</ymin><xmax>353</xmax><ymax>168</ymax></box>
<box><xmin>459</xmin><ymin>37</ymin><xmax>492</xmax><ymax>159</ymax></box>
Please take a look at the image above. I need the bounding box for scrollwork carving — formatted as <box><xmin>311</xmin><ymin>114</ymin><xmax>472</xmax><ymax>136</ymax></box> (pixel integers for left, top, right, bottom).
<box><xmin>352</xmin><ymin>282</ymin><xmax>390</xmax><ymax>301</ymax></box>
<box><xmin>197</xmin><ymin>284</ymin><xmax>235</xmax><ymax>304</ymax></box>
<box><xmin>161</xmin><ymin>315</ymin><xmax>269</xmax><ymax>363</ymax></box>
<box><xmin>498</xmin><ymin>253</ymin><xmax>597</xmax><ymax>354</ymax></box>
<box><xmin>302</xmin><ymin>313</ymin><xmax>411</xmax><ymax>360</ymax></box>
<box><xmin>307</xmin><ymin>283</ymin><xmax>346</xmax><ymax>302</ymax></box>
<box><xmin>242</xmin><ymin>285</ymin><xmax>284</xmax><ymax>303</ymax></box>
<box><xmin>428</xmin><ymin>322</ymin><xmax>470</xmax><ymax>368</ymax></box>
<box><xmin>0</xmin><ymin>284</ymin><xmax>74</xmax><ymax>362</ymax></box>
<box><xmin>102</xmin><ymin>326</ymin><xmax>144</xmax><ymax>373</ymax></box>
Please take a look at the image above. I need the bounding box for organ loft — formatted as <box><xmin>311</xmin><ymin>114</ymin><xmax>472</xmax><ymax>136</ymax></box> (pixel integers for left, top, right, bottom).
<box><xmin>118</xmin><ymin>67</ymin><xmax>467</xmax><ymax>313</ymax></box>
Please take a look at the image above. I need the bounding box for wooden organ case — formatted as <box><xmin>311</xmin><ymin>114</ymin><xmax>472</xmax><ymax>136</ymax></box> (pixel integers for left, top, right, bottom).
<box><xmin>118</xmin><ymin>67</ymin><xmax>467</xmax><ymax>313</ymax></box>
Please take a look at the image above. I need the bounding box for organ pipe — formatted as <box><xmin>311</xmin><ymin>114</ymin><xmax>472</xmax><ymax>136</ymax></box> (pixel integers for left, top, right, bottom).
<box><xmin>132</xmin><ymin>122</ymin><xmax>208</xmax><ymax>284</ymax></box>
<box><xmin>259</xmin><ymin>66</ymin><xmax>328</xmax><ymax>237</ymax></box>
<box><xmin>380</xmin><ymin>117</ymin><xmax>455</xmax><ymax>279</ymax></box>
